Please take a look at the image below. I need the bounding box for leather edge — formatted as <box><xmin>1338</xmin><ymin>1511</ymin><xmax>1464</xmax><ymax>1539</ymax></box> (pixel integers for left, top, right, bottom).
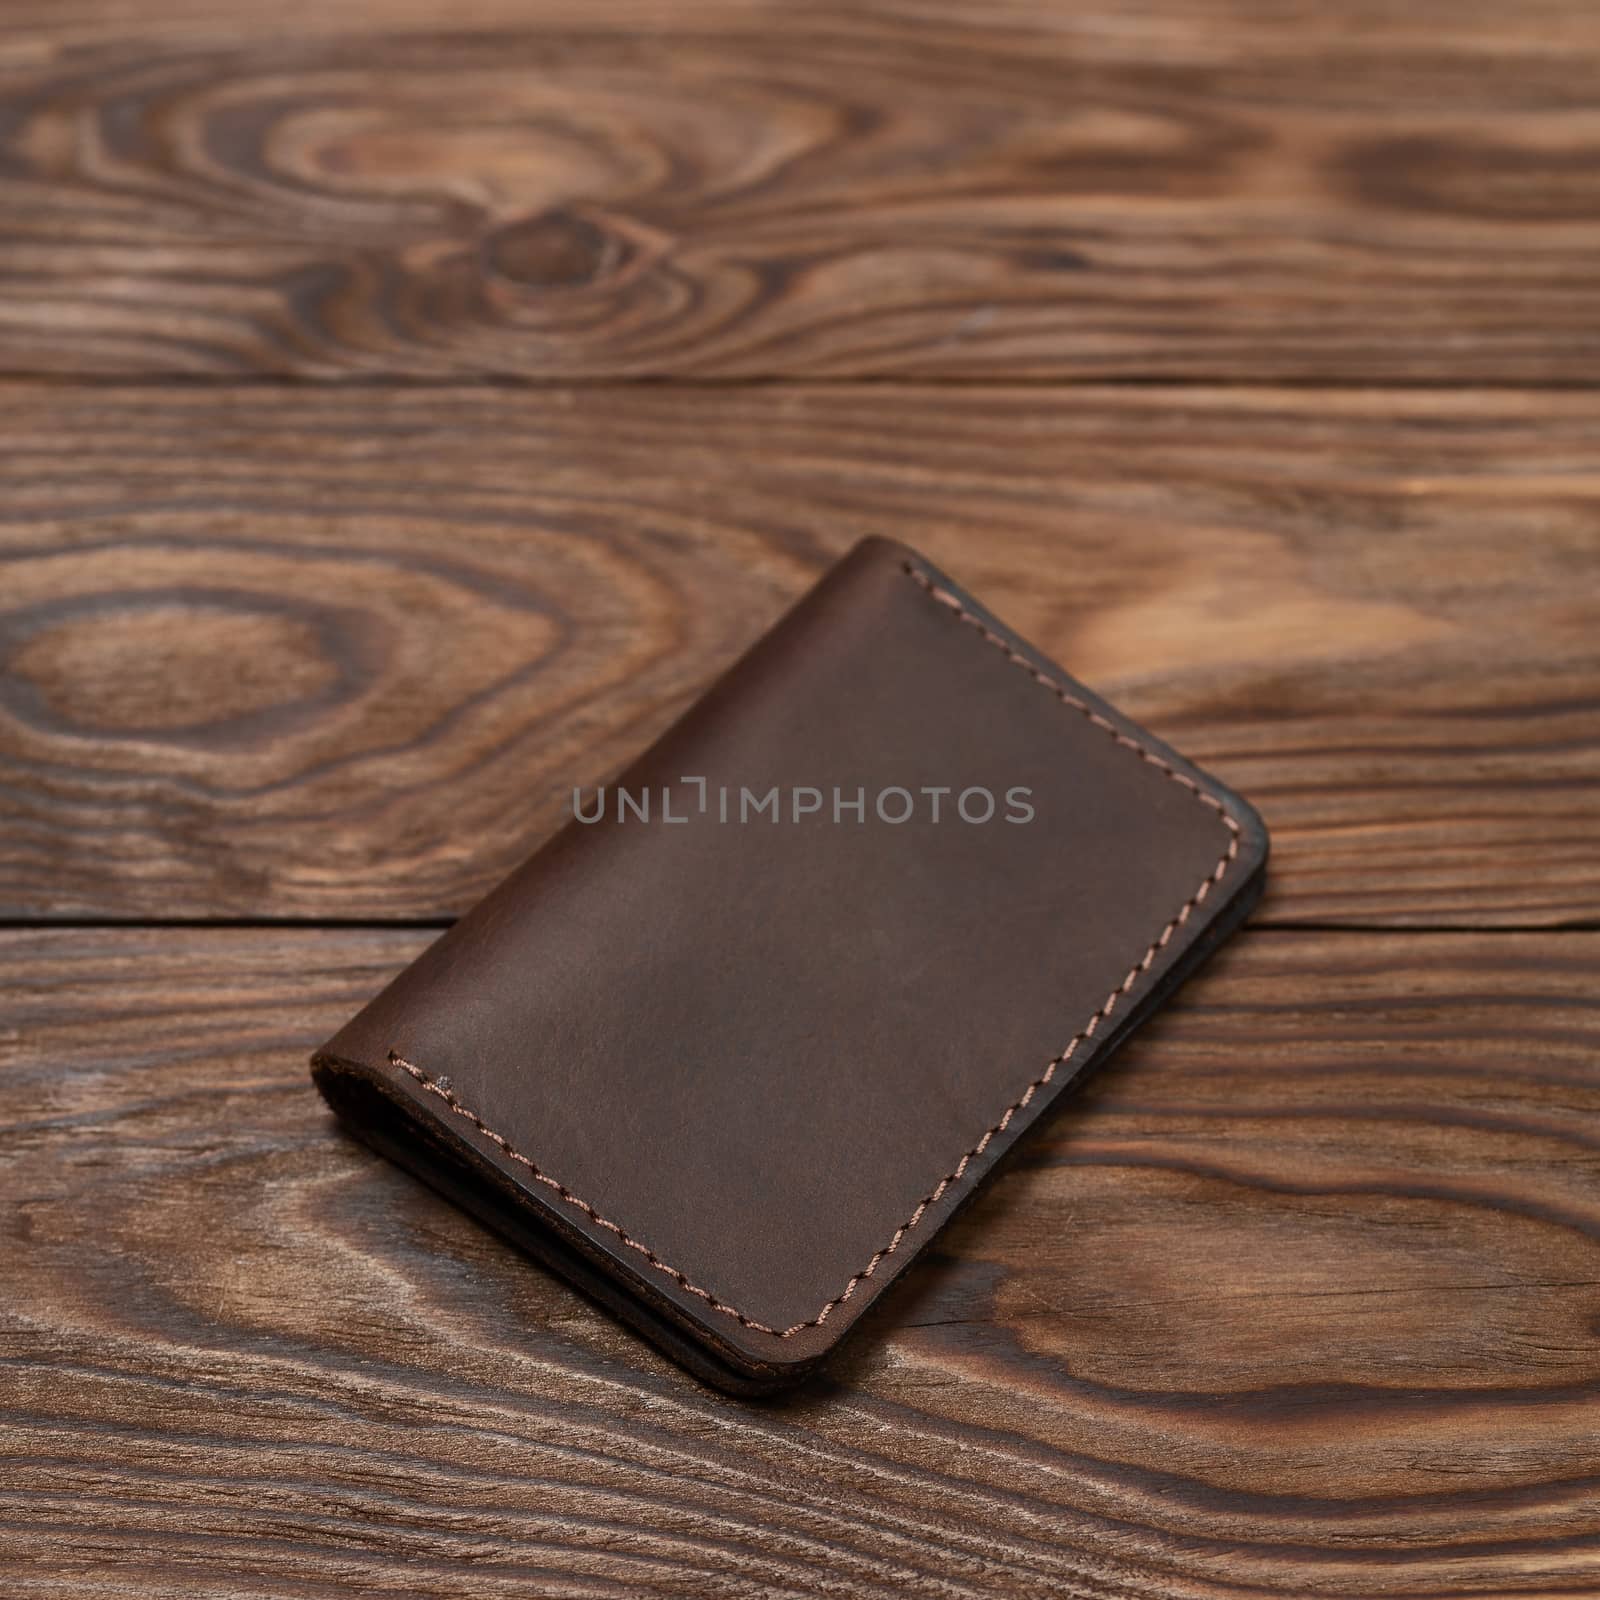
<box><xmin>311</xmin><ymin>1049</ymin><xmax>828</xmax><ymax>1392</ymax></box>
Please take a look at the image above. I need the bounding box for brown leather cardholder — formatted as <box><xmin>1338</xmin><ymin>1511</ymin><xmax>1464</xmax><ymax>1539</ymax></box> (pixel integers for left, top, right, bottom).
<box><xmin>313</xmin><ymin>538</ymin><xmax>1267</xmax><ymax>1392</ymax></box>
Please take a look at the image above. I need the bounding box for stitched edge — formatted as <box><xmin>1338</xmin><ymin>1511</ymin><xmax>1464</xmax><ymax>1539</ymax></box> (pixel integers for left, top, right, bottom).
<box><xmin>390</xmin><ymin>559</ymin><xmax>1242</xmax><ymax>1340</ymax></box>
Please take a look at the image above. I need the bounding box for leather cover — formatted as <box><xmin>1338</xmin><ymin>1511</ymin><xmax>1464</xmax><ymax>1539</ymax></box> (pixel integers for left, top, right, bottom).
<box><xmin>312</xmin><ymin>537</ymin><xmax>1268</xmax><ymax>1392</ymax></box>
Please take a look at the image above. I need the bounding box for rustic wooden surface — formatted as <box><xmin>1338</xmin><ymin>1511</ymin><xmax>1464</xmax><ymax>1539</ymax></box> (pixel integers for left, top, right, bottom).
<box><xmin>2</xmin><ymin>0</ymin><xmax>1599</xmax><ymax>1595</ymax></box>
<box><xmin>4</xmin><ymin>928</ymin><xmax>1600</xmax><ymax>1600</ymax></box>
<box><xmin>5</xmin><ymin>1</ymin><xmax>1600</xmax><ymax>380</ymax></box>
<box><xmin>3</xmin><ymin>383</ymin><xmax>1597</xmax><ymax>929</ymax></box>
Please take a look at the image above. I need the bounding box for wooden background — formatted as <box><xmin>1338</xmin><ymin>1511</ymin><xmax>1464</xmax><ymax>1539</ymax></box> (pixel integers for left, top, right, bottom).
<box><xmin>2</xmin><ymin>3</ymin><xmax>1597</xmax><ymax>1596</ymax></box>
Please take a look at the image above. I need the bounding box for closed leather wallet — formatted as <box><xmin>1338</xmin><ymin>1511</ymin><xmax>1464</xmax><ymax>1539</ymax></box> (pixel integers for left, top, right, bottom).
<box><xmin>312</xmin><ymin>538</ymin><xmax>1268</xmax><ymax>1392</ymax></box>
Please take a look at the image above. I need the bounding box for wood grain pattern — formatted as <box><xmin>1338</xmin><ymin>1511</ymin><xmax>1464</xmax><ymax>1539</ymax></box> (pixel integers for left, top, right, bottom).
<box><xmin>1</xmin><ymin>383</ymin><xmax>1596</xmax><ymax>927</ymax></box>
<box><xmin>4</xmin><ymin>1</ymin><xmax>1600</xmax><ymax>379</ymax></box>
<box><xmin>3</xmin><ymin>925</ymin><xmax>1598</xmax><ymax>1597</ymax></box>
<box><xmin>4</xmin><ymin>6</ymin><xmax>1597</xmax><ymax>1590</ymax></box>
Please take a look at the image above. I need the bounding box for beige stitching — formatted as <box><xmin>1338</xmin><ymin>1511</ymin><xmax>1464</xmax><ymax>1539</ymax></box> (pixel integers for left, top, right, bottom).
<box><xmin>390</xmin><ymin>559</ymin><xmax>1241</xmax><ymax>1340</ymax></box>
<box><xmin>386</xmin><ymin>1051</ymin><xmax>774</xmax><ymax>1330</ymax></box>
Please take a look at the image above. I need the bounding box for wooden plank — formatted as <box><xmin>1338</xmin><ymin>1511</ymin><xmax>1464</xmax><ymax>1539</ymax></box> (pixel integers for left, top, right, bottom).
<box><xmin>2</xmin><ymin>383</ymin><xmax>1596</xmax><ymax>927</ymax></box>
<box><xmin>3</xmin><ymin>925</ymin><xmax>1598</xmax><ymax>1597</ymax></box>
<box><xmin>3</xmin><ymin>2</ymin><xmax>1600</xmax><ymax>379</ymax></box>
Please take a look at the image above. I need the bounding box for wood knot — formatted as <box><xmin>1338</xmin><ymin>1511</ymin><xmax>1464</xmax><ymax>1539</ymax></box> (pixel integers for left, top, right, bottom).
<box><xmin>483</xmin><ymin>209</ymin><xmax>621</xmax><ymax>289</ymax></box>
